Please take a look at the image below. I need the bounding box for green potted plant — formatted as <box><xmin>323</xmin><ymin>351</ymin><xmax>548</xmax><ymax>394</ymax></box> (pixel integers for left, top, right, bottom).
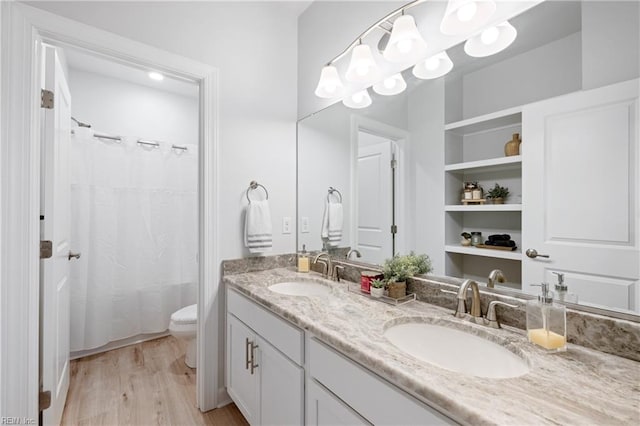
<box><xmin>382</xmin><ymin>252</ymin><xmax>432</xmax><ymax>299</ymax></box>
<box><xmin>486</xmin><ymin>183</ymin><xmax>510</xmax><ymax>204</ymax></box>
<box><xmin>369</xmin><ymin>278</ymin><xmax>386</xmax><ymax>298</ymax></box>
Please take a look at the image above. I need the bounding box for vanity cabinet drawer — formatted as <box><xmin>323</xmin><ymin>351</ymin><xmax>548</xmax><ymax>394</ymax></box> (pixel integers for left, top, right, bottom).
<box><xmin>308</xmin><ymin>337</ymin><xmax>457</xmax><ymax>425</ymax></box>
<box><xmin>227</xmin><ymin>288</ymin><xmax>304</xmax><ymax>365</ymax></box>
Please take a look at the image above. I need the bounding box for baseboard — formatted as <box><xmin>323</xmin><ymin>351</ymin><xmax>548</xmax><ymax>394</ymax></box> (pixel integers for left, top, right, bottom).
<box><xmin>217</xmin><ymin>387</ymin><xmax>232</xmax><ymax>408</ymax></box>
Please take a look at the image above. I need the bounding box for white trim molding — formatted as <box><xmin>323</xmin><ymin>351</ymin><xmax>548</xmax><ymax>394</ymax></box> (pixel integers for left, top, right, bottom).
<box><xmin>0</xmin><ymin>3</ymin><xmax>221</xmax><ymax>418</ymax></box>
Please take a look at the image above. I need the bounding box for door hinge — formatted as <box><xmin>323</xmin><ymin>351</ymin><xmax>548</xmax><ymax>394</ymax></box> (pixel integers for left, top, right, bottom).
<box><xmin>40</xmin><ymin>240</ymin><xmax>53</xmax><ymax>259</ymax></box>
<box><xmin>39</xmin><ymin>390</ymin><xmax>51</xmax><ymax>411</ymax></box>
<box><xmin>390</xmin><ymin>159</ymin><xmax>397</xmax><ymax>169</ymax></box>
<box><xmin>391</xmin><ymin>225</ymin><xmax>398</xmax><ymax>234</ymax></box>
<box><xmin>41</xmin><ymin>89</ymin><xmax>54</xmax><ymax>109</ymax></box>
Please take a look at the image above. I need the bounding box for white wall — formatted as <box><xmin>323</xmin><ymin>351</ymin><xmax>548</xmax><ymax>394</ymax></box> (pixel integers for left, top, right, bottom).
<box><xmin>461</xmin><ymin>32</ymin><xmax>582</xmax><ymax>119</ymax></box>
<box><xmin>69</xmin><ymin>69</ymin><xmax>198</xmax><ymax>145</ymax></box>
<box><xmin>29</xmin><ymin>1</ymin><xmax>299</xmax><ymax>260</ymax></box>
<box><xmin>581</xmin><ymin>0</ymin><xmax>640</xmax><ymax>90</ymax></box>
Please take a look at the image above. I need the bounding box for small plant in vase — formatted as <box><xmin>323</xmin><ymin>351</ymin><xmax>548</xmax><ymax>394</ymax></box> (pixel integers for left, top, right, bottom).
<box><xmin>487</xmin><ymin>183</ymin><xmax>510</xmax><ymax>204</ymax></box>
<box><xmin>369</xmin><ymin>278</ymin><xmax>386</xmax><ymax>298</ymax></box>
<box><xmin>382</xmin><ymin>252</ymin><xmax>433</xmax><ymax>299</ymax></box>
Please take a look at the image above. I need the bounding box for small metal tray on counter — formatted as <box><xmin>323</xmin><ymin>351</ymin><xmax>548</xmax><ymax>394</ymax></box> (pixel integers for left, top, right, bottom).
<box><xmin>348</xmin><ymin>285</ymin><xmax>417</xmax><ymax>306</ymax></box>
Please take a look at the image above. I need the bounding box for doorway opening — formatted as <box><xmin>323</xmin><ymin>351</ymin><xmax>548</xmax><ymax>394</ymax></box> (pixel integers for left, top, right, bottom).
<box><xmin>40</xmin><ymin>42</ymin><xmax>201</xmax><ymax>424</ymax></box>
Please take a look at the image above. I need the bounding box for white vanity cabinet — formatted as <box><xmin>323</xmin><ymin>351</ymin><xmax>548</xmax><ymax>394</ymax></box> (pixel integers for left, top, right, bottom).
<box><xmin>307</xmin><ymin>337</ymin><xmax>457</xmax><ymax>425</ymax></box>
<box><xmin>226</xmin><ymin>289</ymin><xmax>304</xmax><ymax>425</ymax></box>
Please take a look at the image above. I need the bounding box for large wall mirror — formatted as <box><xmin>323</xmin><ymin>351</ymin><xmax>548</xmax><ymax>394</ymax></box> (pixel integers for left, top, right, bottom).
<box><xmin>297</xmin><ymin>0</ymin><xmax>639</xmax><ymax>316</ymax></box>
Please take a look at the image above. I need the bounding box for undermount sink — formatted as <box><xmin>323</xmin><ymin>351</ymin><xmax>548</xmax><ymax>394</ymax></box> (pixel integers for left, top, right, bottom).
<box><xmin>268</xmin><ymin>281</ymin><xmax>331</xmax><ymax>297</ymax></box>
<box><xmin>384</xmin><ymin>322</ymin><xmax>530</xmax><ymax>379</ymax></box>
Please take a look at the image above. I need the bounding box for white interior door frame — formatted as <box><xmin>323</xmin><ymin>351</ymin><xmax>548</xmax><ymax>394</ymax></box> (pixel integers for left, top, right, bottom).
<box><xmin>350</xmin><ymin>116</ymin><xmax>409</xmax><ymax>258</ymax></box>
<box><xmin>0</xmin><ymin>3</ymin><xmax>221</xmax><ymax>419</ymax></box>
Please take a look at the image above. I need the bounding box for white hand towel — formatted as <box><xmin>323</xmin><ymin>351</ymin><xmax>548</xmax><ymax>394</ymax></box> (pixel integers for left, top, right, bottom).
<box><xmin>321</xmin><ymin>201</ymin><xmax>343</xmax><ymax>247</ymax></box>
<box><xmin>244</xmin><ymin>200</ymin><xmax>272</xmax><ymax>253</ymax></box>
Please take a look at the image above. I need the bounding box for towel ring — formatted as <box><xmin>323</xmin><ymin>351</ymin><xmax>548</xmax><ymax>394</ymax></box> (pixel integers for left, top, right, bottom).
<box><xmin>327</xmin><ymin>187</ymin><xmax>342</xmax><ymax>203</ymax></box>
<box><xmin>246</xmin><ymin>180</ymin><xmax>269</xmax><ymax>202</ymax></box>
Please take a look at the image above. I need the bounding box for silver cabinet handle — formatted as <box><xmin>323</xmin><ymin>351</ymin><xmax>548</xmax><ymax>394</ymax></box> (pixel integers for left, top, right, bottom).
<box><xmin>68</xmin><ymin>251</ymin><xmax>81</xmax><ymax>261</ymax></box>
<box><xmin>250</xmin><ymin>342</ymin><xmax>259</xmax><ymax>375</ymax></box>
<box><xmin>526</xmin><ymin>248</ymin><xmax>549</xmax><ymax>259</ymax></box>
<box><xmin>245</xmin><ymin>338</ymin><xmax>251</xmax><ymax>370</ymax></box>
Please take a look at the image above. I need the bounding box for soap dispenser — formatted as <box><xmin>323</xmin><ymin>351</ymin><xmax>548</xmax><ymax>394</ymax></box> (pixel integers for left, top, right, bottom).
<box><xmin>297</xmin><ymin>245</ymin><xmax>310</xmax><ymax>273</ymax></box>
<box><xmin>552</xmin><ymin>272</ymin><xmax>578</xmax><ymax>303</ymax></box>
<box><xmin>526</xmin><ymin>283</ymin><xmax>567</xmax><ymax>352</ymax></box>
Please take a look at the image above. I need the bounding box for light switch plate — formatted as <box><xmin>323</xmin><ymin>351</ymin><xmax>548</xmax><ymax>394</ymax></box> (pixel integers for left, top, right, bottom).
<box><xmin>282</xmin><ymin>216</ymin><xmax>292</xmax><ymax>234</ymax></box>
<box><xmin>301</xmin><ymin>216</ymin><xmax>310</xmax><ymax>233</ymax></box>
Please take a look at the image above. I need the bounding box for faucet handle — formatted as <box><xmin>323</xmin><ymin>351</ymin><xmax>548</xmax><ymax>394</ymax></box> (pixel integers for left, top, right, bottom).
<box><xmin>485</xmin><ymin>300</ymin><xmax>518</xmax><ymax>329</ymax></box>
<box><xmin>439</xmin><ymin>289</ymin><xmax>457</xmax><ymax>295</ymax></box>
<box><xmin>332</xmin><ymin>265</ymin><xmax>345</xmax><ymax>282</ymax></box>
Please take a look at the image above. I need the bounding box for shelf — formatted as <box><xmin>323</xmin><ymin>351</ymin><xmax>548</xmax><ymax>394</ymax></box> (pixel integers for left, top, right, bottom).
<box><xmin>445</xmin><ymin>106</ymin><xmax>522</xmax><ymax>134</ymax></box>
<box><xmin>445</xmin><ymin>245</ymin><xmax>522</xmax><ymax>261</ymax></box>
<box><xmin>445</xmin><ymin>155</ymin><xmax>522</xmax><ymax>173</ymax></box>
<box><xmin>445</xmin><ymin>204</ymin><xmax>522</xmax><ymax>212</ymax></box>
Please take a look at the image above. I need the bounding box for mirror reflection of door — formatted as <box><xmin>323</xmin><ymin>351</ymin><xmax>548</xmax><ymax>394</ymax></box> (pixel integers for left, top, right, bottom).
<box><xmin>356</xmin><ymin>131</ymin><xmax>397</xmax><ymax>265</ymax></box>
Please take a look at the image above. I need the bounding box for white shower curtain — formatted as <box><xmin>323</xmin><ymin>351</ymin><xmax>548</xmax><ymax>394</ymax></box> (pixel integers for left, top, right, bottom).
<box><xmin>69</xmin><ymin>128</ymin><xmax>198</xmax><ymax>352</ymax></box>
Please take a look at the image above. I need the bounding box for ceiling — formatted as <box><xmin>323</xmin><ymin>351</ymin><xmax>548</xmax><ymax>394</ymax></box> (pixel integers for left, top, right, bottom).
<box><xmin>63</xmin><ymin>46</ymin><xmax>199</xmax><ymax>98</ymax></box>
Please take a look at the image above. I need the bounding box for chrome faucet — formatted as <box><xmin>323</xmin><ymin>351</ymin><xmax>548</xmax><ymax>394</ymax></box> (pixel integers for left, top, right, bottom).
<box><xmin>454</xmin><ymin>279</ymin><xmax>482</xmax><ymax>322</ymax></box>
<box><xmin>313</xmin><ymin>252</ymin><xmax>332</xmax><ymax>279</ymax></box>
<box><xmin>346</xmin><ymin>249</ymin><xmax>361</xmax><ymax>260</ymax></box>
<box><xmin>487</xmin><ymin>269</ymin><xmax>507</xmax><ymax>288</ymax></box>
<box><xmin>484</xmin><ymin>300</ymin><xmax>518</xmax><ymax>329</ymax></box>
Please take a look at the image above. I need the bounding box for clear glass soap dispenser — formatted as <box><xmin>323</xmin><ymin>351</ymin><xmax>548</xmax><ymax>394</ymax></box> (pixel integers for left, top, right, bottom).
<box><xmin>297</xmin><ymin>244</ymin><xmax>310</xmax><ymax>273</ymax></box>
<box><xmin>552</xmin><ymin>272</ymin><xmax>578</xmax><ymax>304</ymax></box>
<box><xmin>526</xmin><ymin>283</ymin><xmax>567</xmax><ymax>352</ymax></box>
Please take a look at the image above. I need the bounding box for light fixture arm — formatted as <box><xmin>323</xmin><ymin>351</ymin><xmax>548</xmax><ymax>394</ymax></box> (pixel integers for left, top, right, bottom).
<box><xmin>327</xmin><ymin>0</ymin><xmax>428</xmax><ymax>65</ymax></box>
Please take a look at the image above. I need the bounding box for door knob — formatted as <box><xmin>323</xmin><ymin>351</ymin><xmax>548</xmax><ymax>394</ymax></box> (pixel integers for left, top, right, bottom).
<box><xmin>68</xmin><ymin>251</ymin><xmax>81</xmax><ymax>261</ymax></box>
<box><xmin>525</xmin><ymin>248</ymin><xmax>549</xmax><ymax>259</ymax></box>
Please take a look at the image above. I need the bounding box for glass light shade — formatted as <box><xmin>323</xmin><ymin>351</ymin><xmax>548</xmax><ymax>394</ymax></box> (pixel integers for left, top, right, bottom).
<box><xmin>383</xmin><ymin>15</ymin><xmax>428</xmax><ymax>63</ymax></box>
<box><xmin>373</xmin><ymin>73</ymin><xmax>407</xmax><ymax>96</ymax></box>
<box><xmin>413</xmin><ymin>51</ymin><xmax>454</xmax><ymax>79</ymax></box>
<box><xmin>346</xmin><ymin>44</ymin><xmax>382</xmax><ymax>83</ymax></box>
<box><xmin>440</xmin><ymin>0</ymin><xmax>497</xmax><ymax>36</ymax></box>
<box><xmin>314</xmin><ymin>65</ymin><xmax>345</xmax><ymax>98</ymax></box>
<box><xmin>464</xmin><ymin>21</ymin><xmax>517</xmax><ymax>57</ymax></box>
<box><xmin>342</xmin><ymin>89</ymin><xmax>372</xmax><ymax>109</ymax></box>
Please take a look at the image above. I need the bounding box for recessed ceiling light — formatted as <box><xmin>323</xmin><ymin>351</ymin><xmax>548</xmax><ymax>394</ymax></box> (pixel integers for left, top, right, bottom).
<box><xmin>148</xmin><ymin>71</ymin><xmax>164</xmax><ymax>81</ymax></box>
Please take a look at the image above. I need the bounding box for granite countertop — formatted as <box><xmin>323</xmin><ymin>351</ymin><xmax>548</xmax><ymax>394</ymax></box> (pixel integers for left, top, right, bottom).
<box><xmin>223</xmin><ymin>268</ymin><xmax>640</xmax><ymax>426</ymax></box>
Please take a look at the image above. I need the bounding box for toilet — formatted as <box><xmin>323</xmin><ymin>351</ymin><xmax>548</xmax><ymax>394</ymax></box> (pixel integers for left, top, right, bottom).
<box><xmin>169</xmin><ymin>304</ymin><xmax>197</xmax><ymax>368</ymax></box>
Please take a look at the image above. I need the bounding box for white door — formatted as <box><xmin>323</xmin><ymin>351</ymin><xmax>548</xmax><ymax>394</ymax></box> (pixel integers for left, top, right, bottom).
<box><xmin>226</xmin><ymin>314</ymin><xmax>258</xmax><ymax>424</ymax></box>
<box><xmin>40</xmin><ymin>45</ymin><xmax>73</xmax><ymax>425</ymax></box>
<box><xmin>522</xmin><ymin>79</ymin><xmax>639</xmax><ymax>312</ymax></box>
<box><xmin>356</xmin><ymin>134</ymin><xmax>394</xmax><ymax>265</ymax></box>
<box><xmin>258</xmin><ymin>336</ymin><xmax>304</xmax><ymax>426</ymax></box>
<box><xmin>307</xmin><ymin>379</ymin><xmax>370</xmax><ymax>426</ymax></box>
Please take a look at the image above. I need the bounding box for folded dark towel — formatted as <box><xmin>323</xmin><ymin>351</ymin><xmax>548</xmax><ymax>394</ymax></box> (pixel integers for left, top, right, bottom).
<box><xmin>488</xmin><ymin>234</ymin><xmax>511</xmax><ymax>242</ymax></box>
<box><xmin>484</xmin><ymin>240</ymin><xmax>516</xmax><ymax>247</ymax></box>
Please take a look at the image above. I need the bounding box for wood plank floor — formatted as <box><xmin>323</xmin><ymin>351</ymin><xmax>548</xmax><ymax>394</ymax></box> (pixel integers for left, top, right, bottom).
<box><xmin>62</xmin><ymin>336</ymin><xmax>248</xmax><ymax>426</ymax></box>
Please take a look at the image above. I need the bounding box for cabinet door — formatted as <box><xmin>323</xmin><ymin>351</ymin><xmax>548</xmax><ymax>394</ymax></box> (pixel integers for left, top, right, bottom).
<box><xmin>522</xmin><ymin>79</ymin><xmax>639</xmax><ymax>311</ymax></box>
<box><xmin>227</xmin><ymin>314</ymin><xmax>258</xmax><ymax>424</ymax></box>
<box><xmin>307</xmin><ymin>379</ymin><xmax>370</xmax><ymax>426</ymax></box>
<box><xmin>257</xmin><ymin>336</ymin><xmax>304</xmax><ymax>426</ymax></box>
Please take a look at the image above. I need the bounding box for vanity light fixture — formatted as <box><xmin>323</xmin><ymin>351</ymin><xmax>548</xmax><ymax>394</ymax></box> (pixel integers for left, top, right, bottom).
<box><xmin>383</xmin><ymin>14</ymin><xmax>428</xmax><ymax>63</ymax></box>
<box><xmin>346</xmin><ymin>43</ymin><xmax>382</xmax><ymax>83</ymax></box>
<box><xmin>413</xmin><ymin>51</ymin><xmax>454</xmax><ymax>80</ymax></box>
<box><xmin>342</xmin><ymin>89</ymin><xmax>372</xmax><ymax>109</ymax></box>
<box><xmin>314</xmin><ymin>65</ymin><xmax>346</xmax><ymax>98</ymax></box>
<box><xmin>148</xmin><ymin>71</ymin><xmax>164</xmax><ymax>81</ymax></box>
<box><xmin>464</xmin><ymin>20</ymin><xmax>517</xmax><ymax>57</ymax></box>
<box><xmin>440</xmin><ymin>0</ymin><xmax>497</xmax><ymax>36</ymax></box>
<box><xmin>372</xmin><ymin>73</ymin><xmax>407</xmax><ymax>96</ymax></box>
